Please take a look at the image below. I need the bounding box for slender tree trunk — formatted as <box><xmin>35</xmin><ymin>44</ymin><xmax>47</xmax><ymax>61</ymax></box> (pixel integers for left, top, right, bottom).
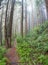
<box><xmin>21</xmin><ymin>0</ymin><xmax>23</xmax><ymax>37</ymax></box>
<box><xmin>0</xmin><ymin>6</ymin><xmax>4</xmax><ymax>45</ymax></box>
<box><xmin>5</xmin><ymin>0</ymin><xmax>15</xmax><ymax>48</ymax></box>
<box><xmin>5</xmin><ymin>0</ymin><xmax>9</xmax><ymax>48</ymax></box>
<box><xmin>9</xmin><ymin>0</ymin><xmax>15</xmax><ymax>48</ymax></box>
<box><xmin>29</xmin><ymin>13</ymin><xmax>30</xmax><ymax>32</ymax></box>
<box><xmin>32</xmin><ymin>2</ymin><xmax>34</xmax><ymax>29</ymax></box>
<box><xmin>45</xmin><ymin>0</ymin><xmax>48</xmax><ymax>19</ymax></box>
<box><xmin>25</xmin><ymin>0</ymin><xmax>27</xmax><ymax>36</ymax></box>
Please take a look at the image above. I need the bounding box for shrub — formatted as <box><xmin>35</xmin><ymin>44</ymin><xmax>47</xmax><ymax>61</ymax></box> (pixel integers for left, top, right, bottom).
<box><xmin>0</xmin><ymin>47</ymin><xmax>6</xmax><ymax>65</ymax></box>
<box><xmin>17</xmin><ymin>22</ymin><xmax>48</xmax><ymax>65</ymax></box>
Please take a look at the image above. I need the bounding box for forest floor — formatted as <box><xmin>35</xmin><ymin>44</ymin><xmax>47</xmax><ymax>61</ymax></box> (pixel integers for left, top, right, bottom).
<box><xmin>5</xmin><ymin>40</ymin><xmax>20</xmax><ymax>65</ymax></box>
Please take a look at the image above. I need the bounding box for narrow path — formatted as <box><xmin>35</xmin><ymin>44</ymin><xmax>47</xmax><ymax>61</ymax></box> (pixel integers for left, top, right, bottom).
<box><xmin>5</xmin><ymin>40</ymin><xmax>28</xmax><ymax>65</ymax></box>
<box><xmin>5</xmin><ymin>40</ymin><xmax>19</xmax><ymax>65</ymax></box>
<box><xmin>6</xmin><ymin>47</ymin><xmax>19</xmax><ymax>65</ymax></box>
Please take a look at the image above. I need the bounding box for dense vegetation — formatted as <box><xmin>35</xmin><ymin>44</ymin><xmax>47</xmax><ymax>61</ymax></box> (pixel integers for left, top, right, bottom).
<box><xmin>0</xmin><ymin>0</ymin><xmax>48</xmax><ymax>65</ymax></box>
<box><xmin>17</xmin><ymin>22</ymin><xmax>48</xmax><ymax>65</ymax></box>
<box><xmin>0</xmin><ymin>47</ymin><xmax>6</xmax><ymax>65</ymax></box>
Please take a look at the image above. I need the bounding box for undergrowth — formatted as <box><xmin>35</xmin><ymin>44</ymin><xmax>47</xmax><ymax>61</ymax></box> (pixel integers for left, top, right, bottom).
<box><xmin>16</xmin><ymin>22</ymin><xmax>48</xmax><ymax>65</ymax></box>
<box><xmin>0</xmin><ymin>47</ymin><xmax>6</xmax><ymax>65</ymax></box>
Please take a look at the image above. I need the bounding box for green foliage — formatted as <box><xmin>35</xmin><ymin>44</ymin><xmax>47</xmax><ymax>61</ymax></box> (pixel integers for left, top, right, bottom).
<box><xmin>38</xmin><ymin>55</ymin><xmax>48</xmax><ymax>65</ymax></box>
<box><xmin>16</xmin><ymin>36</ymin><xmax>23</xmax><ymax>43</ymax></box>
<box><xmin>0</xmin><ymin>47</ymin><xmax>6</xmax><ymax>65</ymax></box>
<box><xmin>16</xmin><ymin>22</ymin><xmax>48</xmax><ymax>65</ymax></box>
<box><xmin>35</xmin><ymin>0</ymin><xmax>44</xmax><ymax>7</ymax></box>
<box><xmin>2</xmin><ymin>40</ymin><xmax>5</xmax><ymax>46</ymax></box>
<box><xmin>17</xmin><ymin>41</ymin><xmax>33</xmax><ymax>65</ymax></box>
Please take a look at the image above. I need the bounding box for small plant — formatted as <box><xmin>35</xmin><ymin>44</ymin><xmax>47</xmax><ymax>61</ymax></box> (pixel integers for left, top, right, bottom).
<box><xmin>0</xmin><ymin>47</ymin><xmax>6</xmax><ymax>65</ymax></box>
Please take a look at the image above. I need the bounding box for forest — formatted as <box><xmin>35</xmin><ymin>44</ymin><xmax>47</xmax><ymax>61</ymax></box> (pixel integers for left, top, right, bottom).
<box><xmin>0</xmin><ymin>0</ymin><xmax>48</xmax><ymax>65</ymax></box>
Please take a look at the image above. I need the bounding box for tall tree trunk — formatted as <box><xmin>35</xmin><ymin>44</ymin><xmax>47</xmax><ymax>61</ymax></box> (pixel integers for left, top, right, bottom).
<box><xmin>45</xmin><ymin>0</ymin><xmax>48</xmax><ymax>19</ymax></box>
<box><xmin>5</xmin><ymin>0</ymin><xmax>15</xmax><ymax>48</ymax></box>
<box><xmin>25</xmin><ymin>0</ymin><xmax>27</xmax><ymax>36</ymax></box>
<box><xmin>5</xmin><ymin>0</ymin><xmax>9</xmax><ymax>48</ymax></box>
<box><xmin>9</xmin><ymin>0</ymin><xmax>15</xmax><ymax>48</ymax></box>
<box><xmin>0</xmin><ymin>6</ymin><xmax>4</xmax><ymax>45</ymax></box>
<box><xmin>21</xmin><ymin>0</ymin><xmax>23</xmax><ymax>37</ymax></box>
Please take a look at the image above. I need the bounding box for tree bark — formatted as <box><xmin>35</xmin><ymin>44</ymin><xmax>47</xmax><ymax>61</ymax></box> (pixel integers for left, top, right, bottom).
<box><xmin>9</xmin><ymin>0</ymin><xmax>15</xmax><ymax>48</ymax></box>
<box><xmin>25</xmin><ymin>0</ymin><xmax>27</xmax><ymax>36</ymax></box>
<box><xmin>0</xmin><ymin>6</ymin><xmax>3</xmax><ymax>45</ymax></box>
<box><xmin>5</xmin><ymin>0</ymin><xmax>15</xmax><ymax>48</ymax></box>
<box><xmin>45</xmin><ymin>0</ymin><xmax>48</xmax><ymax>19</ymax></box>
<box><xmin>21</xmin><ymin>0</ymin><xmax>23</xmax><ymax>37</ymax></box>
<box><xmin>5</xmin><ymin>0</ymin><xmax>9</xmax><ymax>48</ymax></box>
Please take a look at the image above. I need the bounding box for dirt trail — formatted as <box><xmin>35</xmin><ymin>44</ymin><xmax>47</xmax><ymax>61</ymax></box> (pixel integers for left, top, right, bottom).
<box><xmin>6</xmin><ymin>40</ymin><xmax>19</xmax><ymax>65</ymax></box>
<box><xmin>5</xmin><ymin>40</ymin><xmax>28</xmax><ymax>65</ymax></box>
<box><xmin>6</xmin><ymin>47</ymin><xmax>19</xmax><ymax>65</ymax></box>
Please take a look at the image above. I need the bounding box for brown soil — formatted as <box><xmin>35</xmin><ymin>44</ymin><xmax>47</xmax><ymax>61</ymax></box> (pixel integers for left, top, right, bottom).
<box><xmin>6</xmin><ymin>47</ymin><xmax>19</xmax><ymax>65</ymax></box>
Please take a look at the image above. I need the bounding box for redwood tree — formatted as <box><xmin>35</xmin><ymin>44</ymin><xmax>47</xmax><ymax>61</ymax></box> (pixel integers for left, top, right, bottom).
<box><xmin>21</xmin><ymin>0</ymin><xmax>23</xmax><ymax>37</ymax></box>
<box><xmin>5</xmin><ymin>0</ymin><xmax>15</xmax><ymax>48</ymax></box>
<box><xmin>45</xmin><ymin>0</ymin><xmax>48</xmax><ymax>19</ymax></box>
<box><xmin>0</xmin><ymin>6</ymin><xmax>4</xmax><ymax>45</ymax></box>
<box><xmin>9</xmin><ymin>0</ymin><xmax>15</xmax><ymax>48</ymax></box>
<box><xmin>25</xmin><ymin>0</ymin><xmax>27</xmax><ymax>35</ymax></box>
<box><xmin>5</xmin><ymin>0</ymin><xmax>9</xmax><ymax>48</ymax></box>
